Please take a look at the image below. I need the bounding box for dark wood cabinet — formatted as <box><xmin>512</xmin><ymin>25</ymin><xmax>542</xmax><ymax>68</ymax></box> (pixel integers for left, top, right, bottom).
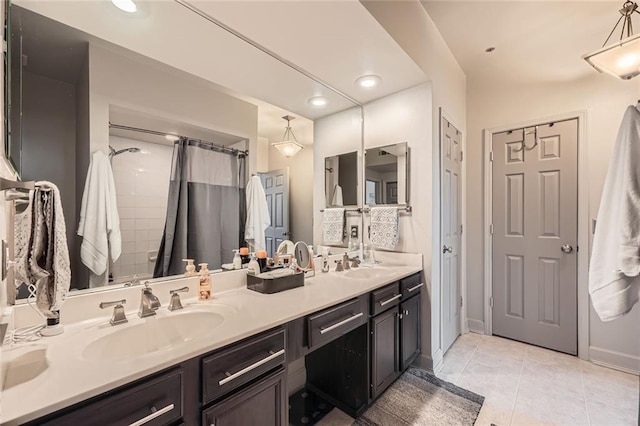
<box><xmin>370</xmin><ymin>307</ymin><xmax>400</xmax><ymax>399</ymax></box>
<box><xmin>400</xmin><ymin>294</ymin><xmax>421</xmax><ymax>370</ymax></box>
<box><xmin>202</xmin><ymin>369</ymin><xmax>287</xmax><ymax>426</ymax></box>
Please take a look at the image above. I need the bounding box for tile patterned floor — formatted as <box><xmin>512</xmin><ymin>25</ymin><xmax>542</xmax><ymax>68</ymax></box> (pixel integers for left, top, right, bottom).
<box><xmin>317</xmin><ymin>333</ymin><xmax>639</xmax><ymax>426</ymax></box>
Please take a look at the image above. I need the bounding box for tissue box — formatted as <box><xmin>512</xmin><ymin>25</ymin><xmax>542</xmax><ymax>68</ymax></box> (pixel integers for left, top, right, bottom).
<box><xmin>246</xmin><ymin>272</ymin><xmax>305</xmax><ymax>294</ymax></box>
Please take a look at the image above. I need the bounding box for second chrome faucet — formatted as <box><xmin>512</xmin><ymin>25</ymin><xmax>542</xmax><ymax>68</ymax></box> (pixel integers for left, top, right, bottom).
<box><xmin>139</xmin><ymin>283</ymin><xmax>161</xmax><ymax>318</ymax></box>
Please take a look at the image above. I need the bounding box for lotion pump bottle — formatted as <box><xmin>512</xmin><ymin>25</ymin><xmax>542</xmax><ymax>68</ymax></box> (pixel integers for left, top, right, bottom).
<box><xmin>198</xmin><ymin>263</ymin><xmax>212</xmax><ymax>301</ymax></box>
<box><xmin>247</xmin><ymin>255</ymin><xmax>260</xmax><ymax>276</ymax></box>
<box><xmin>232</xmin><ymin>250</ymin><xmax>242</xmax><ymax>269</ymax></box>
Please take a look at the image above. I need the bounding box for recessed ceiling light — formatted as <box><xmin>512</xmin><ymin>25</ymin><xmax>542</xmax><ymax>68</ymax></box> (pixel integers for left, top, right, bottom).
<box><xmin>165</xmin><ymin>134</ymin><xmax>180</xmax><ymax>142</ymax></box>
<box><xmin>355</xmin><ymin>75</ymin><xmax>382</xmax><ymax>89</ymax></box>
<box><xmin>112</xmin><ymin>0</ymin><xmax>137</xmax><ymax>13</ymax></box>
<box><xmin>307</xmin><ymin>96</ymin><xmax>328</xmax><ymax>107</ymax></box>
<box><xmin>485</xmin><ymin>47</ymin><xmax>496</xmax><ymax>53</ymax></box>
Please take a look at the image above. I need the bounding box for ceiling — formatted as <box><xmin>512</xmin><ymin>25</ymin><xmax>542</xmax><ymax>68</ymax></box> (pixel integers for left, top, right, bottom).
<box><xmin>421</xmin><ymin>0</ymin><xmax>628</xmax><ymax>85</ymax></box>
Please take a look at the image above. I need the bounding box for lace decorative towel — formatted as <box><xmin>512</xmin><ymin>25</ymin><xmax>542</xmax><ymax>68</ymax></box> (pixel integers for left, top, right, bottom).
<box><xmin>323</xmin><ymin>208</ymin><xmax>345</xmax><ymax>245</ymax></box>
<box><xmin>370</xmin><ymin>207</ymin><xmax>399</xmax><ymax>250</ymax></box>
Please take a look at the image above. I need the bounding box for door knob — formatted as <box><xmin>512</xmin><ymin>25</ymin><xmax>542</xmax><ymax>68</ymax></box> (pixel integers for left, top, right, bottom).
<box><xmin>561</xmin><ymin>244</ymin><xmax>573</xmax><ymax>254</ymax></box>
<box><xmin>282</xmin><ymin>231</ymin><xmax>290</xmax><ymax>236</ymax></box>
<box><xmin>442</xmin><ymin>245</ymin><xmax>453</xmax><ymax>254</ymax></box>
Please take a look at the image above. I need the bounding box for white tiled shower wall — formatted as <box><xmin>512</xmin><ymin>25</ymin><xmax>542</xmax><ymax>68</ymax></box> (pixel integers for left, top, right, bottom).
<box><xmin>108</xmin><ymin>136</ymin><xmax>173</xmax><ymax>282</ymax></box>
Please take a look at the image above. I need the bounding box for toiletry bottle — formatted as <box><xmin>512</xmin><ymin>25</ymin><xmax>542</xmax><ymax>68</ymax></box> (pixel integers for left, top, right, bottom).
<box><xmin>198</xmin><ymin>263</ymin><xmax>211</xmax><ymax>301</ymax></box>
<box><xmin>183</xmin><ymin>258</ymin><xmax>196</xmax><ymax>276</ymax></box>
<box><xmin>290</xmin><ymin>258</ymin><xmax>299</xmax><ymax>273</ymax></box>
<box><xmin>233</xmin><ymin>250</ymin><xmax>242</xmax><ymax>270</ymax></box>
<box><xmin>308</xmin><ymin>245</ymin><xmax>315</xmax><ymax>270</ymax></box>
<box><xmin>256</xmin><ymin>250</ymin><xmax>267</xmax><ymax>273</ymax></box>
<box><xmin>247</xmin><ymin>255</ymin><xmax>260</xmax><ymax>276</ymax></box>
<box><xmin>239</xmin><ymin>247</ymin><xmax>250</xmax><ymax>264</ymax></box>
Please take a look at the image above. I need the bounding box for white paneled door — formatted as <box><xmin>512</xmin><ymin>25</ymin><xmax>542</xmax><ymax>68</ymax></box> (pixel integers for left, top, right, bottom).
<box><xmin>442</xmin><ymin>117</ymin><xmax>462</xmax><ymax>354</ymax></box>
<box><xmin>259</xmin><ymin>169</ymin><xmax>289</xmax><ymax>258</ymax></box>
<box><xmin>491</xmin><ymin>119</ymin><xmax>578</xmax><ymax>355</ymax></box>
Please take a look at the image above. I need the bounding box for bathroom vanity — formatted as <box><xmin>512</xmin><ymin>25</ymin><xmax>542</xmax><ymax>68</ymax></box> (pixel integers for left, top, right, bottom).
<box><xmin>3</xmin><ymin>256</ymin><xmax>422</xmax><ymax>426</ymax></box>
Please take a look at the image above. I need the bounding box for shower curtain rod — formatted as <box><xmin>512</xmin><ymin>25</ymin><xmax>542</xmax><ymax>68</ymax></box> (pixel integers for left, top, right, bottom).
<box><xmin>109</xmin><ymin>122</ymin><xmax>249</xmax><ymax>156</ymax></box>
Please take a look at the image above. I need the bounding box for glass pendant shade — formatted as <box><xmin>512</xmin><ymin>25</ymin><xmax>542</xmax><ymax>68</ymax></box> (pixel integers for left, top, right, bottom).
<box><xmin>584</xmin><ymin>33</ymin><xmax>640</xmax><ymax>80</ymax></box>
<box><xmin>272</xmin><ymin>140</ymin><xmax>303</xmax><ymax>158</ymax></box>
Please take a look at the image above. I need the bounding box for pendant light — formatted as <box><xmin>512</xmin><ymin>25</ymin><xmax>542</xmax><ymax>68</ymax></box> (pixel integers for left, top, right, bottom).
<box><xmin>272</xmin><ymin>115</ymin><xmax>303</xmax><ymax>158</ymax></box>
<box><xmin>583</xmin><ymin>1</ymin><xmax>640</xmax><ymax>80</ymax></box>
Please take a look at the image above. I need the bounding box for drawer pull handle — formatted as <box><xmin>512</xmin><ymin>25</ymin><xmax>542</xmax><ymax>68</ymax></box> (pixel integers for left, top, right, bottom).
<box><xmin>128</xmin><ymin>403</ymin><xmax>174</xmax><ymax>426</ymax></box>
<box><xmin>407</xmin><ymin>283</ymin><xmax>424</xmax><ymax>293</ymax></box>
<box><xmin>218</xmin><ymin>349</ymin><xmax>285</xmax><ymax>386</ymax></box>
<box><xmin>319</xmin><ymin>312</ymin><xmax>364</xmax><ymax>334</ymax></box>
<box><xmin>379</xmin><ymin>294</ymin><xmax>401</xmax><ymax>306</ymax></box>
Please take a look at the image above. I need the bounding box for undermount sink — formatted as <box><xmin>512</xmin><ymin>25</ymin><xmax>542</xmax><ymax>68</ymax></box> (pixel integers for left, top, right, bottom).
<box><xmin>343</xmin><ymin>267</ymin><xmax>393</xmax><ymax>280</ymax></box>
<box><xmin>1</xmin><ymin>345</ymin><xmax>49</xmax><ymax>390</ymax></box>
<box><xmin>82</xmin><ymin>310</ymin><xmax>224</xmax><ymax>362</ymax></box>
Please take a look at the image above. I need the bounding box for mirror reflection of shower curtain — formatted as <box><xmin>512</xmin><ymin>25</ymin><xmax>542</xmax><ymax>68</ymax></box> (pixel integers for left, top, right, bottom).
<box><xmin>154</xmin><ymin>139</ymin><xmax>246</xmax><ymax>277</ymax></box>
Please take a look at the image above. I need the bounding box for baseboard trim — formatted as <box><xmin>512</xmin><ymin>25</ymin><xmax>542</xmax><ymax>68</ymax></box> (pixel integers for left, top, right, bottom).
<box><xmin>589</xmin><ymin>346</ymin><xmax>640</xmax><ymax>376</ymax></box>
<box><xmin>467</xmin><ymin>319</ymin><xmax>485</xmax><ymax>335</ymax></box>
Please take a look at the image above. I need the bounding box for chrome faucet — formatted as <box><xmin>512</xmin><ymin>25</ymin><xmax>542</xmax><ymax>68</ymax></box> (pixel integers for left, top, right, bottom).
<box><xmin>124</xmin><ymin>274</ymin><xmax>141</xmax><ymax>287</ymax></box>
<box><xmin>342</xmin><ymin>253</ymin><xmax>351</xmax><ymax>270</ymax></box>
<box><xmin>139</xmin><ymin>282</ymin><xmax>161</xmax><ymax>318</ymax></box>
<box><xmin>99</xmin><ymin>299</ymin><xmax>128</xmax><ymax>325</ymax></box>
<box><xmin>168</xmin><ymin>286</ymin><xmax>189</xmax><ymax>311</ymax></box>
<box><xmin>348</xmin><ymin>256</ymin><xmax>361</xmax><ymax>268</ymax></box>
<box><xmin>334</xmin><ymin>260</ymin><xmax>344</xmax><ymax>272</ymax></box>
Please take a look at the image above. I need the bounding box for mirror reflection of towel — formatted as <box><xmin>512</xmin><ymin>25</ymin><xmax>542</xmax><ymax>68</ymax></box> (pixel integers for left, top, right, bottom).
<box><xmin>323</xmin><ymin>208</ymin><xmax>345</xmax><ymax>245</ymax></box>
<box><xmin>331</xmin><ymin>185</ymin><xmax>344</xmax><ymax>206</ymax></box>
<box><xmin>370</xmin><ymin>207</ymin><xmax>399</xmax><ymax>250</ymax></box>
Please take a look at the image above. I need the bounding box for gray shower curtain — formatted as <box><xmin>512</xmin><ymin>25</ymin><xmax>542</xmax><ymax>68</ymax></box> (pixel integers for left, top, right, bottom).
<box><xmin>154</xmin><ymin>139</ymin><xmax>246</xmax><ymax>277</ymax></box>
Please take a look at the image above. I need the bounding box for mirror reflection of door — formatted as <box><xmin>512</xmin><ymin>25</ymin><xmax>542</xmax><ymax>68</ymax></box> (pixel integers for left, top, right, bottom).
<box><xmin>386</xmin><ymin>181</ymin><xmax>398</xmax><ymax>204</ymax></box>
<box><xmin>366</xmin><ymin>179</ymin><xmax>380</xmax><ymax>205</ymax></box>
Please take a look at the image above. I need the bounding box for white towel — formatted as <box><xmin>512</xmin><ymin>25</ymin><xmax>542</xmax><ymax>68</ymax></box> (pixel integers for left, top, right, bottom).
<box><xmin>589</xmin><ymin>105</ymin><xmax>640</xmax><ymax>321</ymax></box>
<box><xmin>370</xmin><ymin>207</ymin><xmax>399</xmax><ymax>250</ymax></box>
<box><xmin>78</xmin><ymin>151</ymin><xmax>121</xmax><ymax>276</ymax></box>
<box><xmin>331</xmin><ymin>185</ymin><xmax>344</xmax><ymax>207</ymax></box>
<box><xmin>245</xmin><ymin>175</ymin><xmax>271</xmax><ymax>252</ymax></box>
<box><xmin>323</xmin><ymin>208</ymin><xmax>345</xmax><ymax>245</ymax></box>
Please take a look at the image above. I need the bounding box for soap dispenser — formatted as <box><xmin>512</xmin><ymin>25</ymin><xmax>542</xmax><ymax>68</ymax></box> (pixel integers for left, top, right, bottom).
<box><xmin>232</xmin><ymin>250</ymin><xmax>242</xmax><ymax>270</ymax></box>
<box><xmin>198</xmin><ymin>263</ymin><xmax>211</xmax><ymax>301</ymax></box>
<box><xmin>247</xmin><ymin>255</ymin><xmax>260</xmax><ymax>276</ymax></box>
<box><xmin>183</xmin><ymin>259</ymin><xmax>196</xmax><ymax>277</ymax></box>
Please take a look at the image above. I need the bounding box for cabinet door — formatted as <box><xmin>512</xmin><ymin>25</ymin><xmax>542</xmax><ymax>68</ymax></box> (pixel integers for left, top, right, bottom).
<box><xmin>400</xmin><ymin>295</ymin><xmax>421</xmax><ymax>371</ymax></box>
<box><xmin>371</xmin><ymin>308</ymin><xmax>399</xmax><ymax>400</ymax></box>
<box><xmin>202</xmin><ymin>369</ymin><xmax>287</xmax><ymax>426</ymax></box>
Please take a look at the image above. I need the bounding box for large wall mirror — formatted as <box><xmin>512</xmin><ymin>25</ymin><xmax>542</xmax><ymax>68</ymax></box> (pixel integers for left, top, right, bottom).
<box><xmin>6</xmin><ymin>1</ymin><xmax>361</xmax><ymax>300</ymax></box>
<box><xmin>324</xmin><ymin>151</ymin><xmax>358</xmax><ymax>207</ymax></box>
<box><xmin>364</xmin><ymin>142</ymin><xmax>409</xmax><ymax>206</ymax></box>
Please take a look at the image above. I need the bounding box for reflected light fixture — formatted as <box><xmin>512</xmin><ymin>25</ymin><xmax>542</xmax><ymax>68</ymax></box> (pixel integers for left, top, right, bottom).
<box><xmin>112</xmin><ymin>0</ymin><xmax>137</xmax><ymax>13</ymax></box>
<box><xmin>307</xmin><ymin>96</ymin><xmax>328</xmax><ymax>107</ymax></box>
<box><xmin>583</xmin><ymin>1</ymin><xmax>640</xmax><ymax>80</ymax></box>
<box><xmin>355</xmin><ymin>74</ymin><xmax>382</xmax><ymax>88</ymax></box>
<box><xmin>272</xmin><ymin>115</ymin><xmax>303</xmax><ymax>158</ymax></box>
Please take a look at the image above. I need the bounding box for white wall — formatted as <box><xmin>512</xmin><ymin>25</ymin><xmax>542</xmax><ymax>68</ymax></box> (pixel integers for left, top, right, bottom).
<box><xmin>268</xmin><ymin>143</ymin><xmax>314</xmax><ymax>245</ymax></box>
<box><xmin>361</xmin><ymin>0</ymin><xmax>467</xmax><ymax>372</ymax></box>
<box><xmin>466</xmin><ymin>74</ymin><xmax>640</xmax><ymax>372</ymax></box>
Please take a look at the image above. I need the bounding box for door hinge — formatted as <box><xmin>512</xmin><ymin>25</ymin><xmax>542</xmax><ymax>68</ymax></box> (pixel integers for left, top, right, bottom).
<box><xmin>460</xmin><ymin>296</ymin><xmax>463</xmax><ymax>308</ymax></box>
<box><xmin>489</xmin><ymin>297</ymin><xmax>494</xmax><ymax>308</ymax></box>
<box><xmin>460</xmin><ymin>151</ymin><xmax>463</xmax><ymax>162</ymax></box>
<box><xmin>489</xmin><ymin>224</ymin><xmax>494</xmax><ymax>235</ymax></box>
<box><xmin>460</xmin><ymin>224</ymin><xmax>463</xmax><ymax>234</ymax></box>
<box><xmin>489</xmin><ymin>151</ymin><xmax>494</xmax><ymax>162</ymax></box>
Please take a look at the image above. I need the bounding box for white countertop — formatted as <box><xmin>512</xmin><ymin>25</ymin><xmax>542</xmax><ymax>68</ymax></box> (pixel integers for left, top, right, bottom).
<box><xmin>1</xmin><ymin>254</ymin><xmax>422</xmax><ymax>425</ymax></box>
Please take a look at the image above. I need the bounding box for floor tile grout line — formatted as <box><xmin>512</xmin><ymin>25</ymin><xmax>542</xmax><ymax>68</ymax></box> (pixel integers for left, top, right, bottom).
<box><xmin>507</xmin><ymin>343</ymin><xmax>528</xmax><ymax>426</ymax></box>
<box><xmin>578</xmin><ymin>360</ymin><xmax>592</xmax><ymax>426</ymax></box>
<box><xmin>456</xmin><ymin>335</ymin><xmax>483</xmax><ymax>383</ymax></box>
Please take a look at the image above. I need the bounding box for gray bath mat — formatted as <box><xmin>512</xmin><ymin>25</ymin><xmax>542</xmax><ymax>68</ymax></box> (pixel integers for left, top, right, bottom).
<box><xmin>354</xmin><ymin>367</ymin><xmax>484</xmax><ymax>426</ymax></box>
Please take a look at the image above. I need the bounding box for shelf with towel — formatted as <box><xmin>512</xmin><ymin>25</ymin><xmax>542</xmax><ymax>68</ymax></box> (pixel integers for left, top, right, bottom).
<box><xmin>320</xmin><ymin>205</ymin><xmax>412</xmax><ymax>213</ymax></box>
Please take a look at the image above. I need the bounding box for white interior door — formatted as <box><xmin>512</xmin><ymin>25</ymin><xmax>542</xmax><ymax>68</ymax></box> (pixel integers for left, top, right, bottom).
<box><xmin>260</xmin><ymin>169</ymin><xmax>289</xmax><ymax>258</ymax></box>
<box><xmin>442</xmin><ymin>117</ymin><xmax>462</xmax><ymax>354</ymax></box>
<box><xmin>491</xmin><ymin>119</ymin><xmax>578</xmax><ymax>355</ymax></box>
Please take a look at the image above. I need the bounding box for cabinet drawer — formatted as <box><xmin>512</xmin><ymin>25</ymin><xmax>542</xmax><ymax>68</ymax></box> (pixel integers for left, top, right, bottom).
<box><xmin>400</xmin><ymin>273</ymin><xmax>423</xmax><ymax>300</ymax></box>
<box><xmin>307</xmin><ymin>295</ymin><xmax>368</xmax><ymax>349</ymax></box>
<box><xmin>41</xmin><ymin>369</ymin><xmax>183</xmax><ymax>426</ymax></box>
<box><xmin>371</xmin><ymin>282</ymin><xmax>401</xmax><ymax>316</ymax></box>
<box><xmin>202</xmin><ymin>328</ymin><xmax>285</xmax><ymax>405</ymax></box>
